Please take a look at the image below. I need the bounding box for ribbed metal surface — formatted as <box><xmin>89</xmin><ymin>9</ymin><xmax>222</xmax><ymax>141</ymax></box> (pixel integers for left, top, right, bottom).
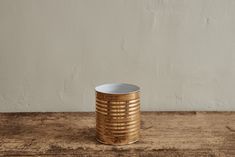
<box><xmin>96</xmin><ymin>92</ymin><xmax>140</xmax><ymax>145</ymax></box>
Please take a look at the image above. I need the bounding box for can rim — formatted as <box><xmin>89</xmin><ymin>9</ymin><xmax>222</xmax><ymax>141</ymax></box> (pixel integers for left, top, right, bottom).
<box><xmin>95</xmin><ymin>83</ymin><xmax>140</xmax><ymax>95</ymax></box>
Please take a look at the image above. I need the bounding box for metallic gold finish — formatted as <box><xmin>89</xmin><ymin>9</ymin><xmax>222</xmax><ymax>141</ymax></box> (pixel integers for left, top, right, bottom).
<box><xmin>95</xmin><ymin>83</ymin><xmax>140</xmax><ymax>145</ymax></box>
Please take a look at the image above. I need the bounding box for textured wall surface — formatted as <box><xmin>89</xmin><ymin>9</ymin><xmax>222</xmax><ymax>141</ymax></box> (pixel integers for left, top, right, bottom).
<box><xmin>0</xmin><ymin>0</ymin><xmax>235</xmax><ymax>112</ymax></box>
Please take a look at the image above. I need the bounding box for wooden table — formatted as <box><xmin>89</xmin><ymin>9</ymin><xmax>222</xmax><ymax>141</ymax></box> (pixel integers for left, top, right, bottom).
<box><xmin>0</xmin><ymin>112</ymin><xmax>234</xmax><ymax>157</ymax></box>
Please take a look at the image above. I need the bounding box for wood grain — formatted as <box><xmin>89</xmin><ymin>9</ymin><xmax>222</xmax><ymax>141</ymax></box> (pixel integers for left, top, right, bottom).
<box><xmin>0</xmin><ymin>112</ymin><xmax>234</xmax><ymax>157</ymax></box>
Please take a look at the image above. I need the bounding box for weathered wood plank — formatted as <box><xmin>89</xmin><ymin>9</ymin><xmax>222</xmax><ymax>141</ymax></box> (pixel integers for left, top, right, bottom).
<box><xmin>0</xmin><ymin>112</ymin><xmax>234</xmax><ymax>157</ymax></box>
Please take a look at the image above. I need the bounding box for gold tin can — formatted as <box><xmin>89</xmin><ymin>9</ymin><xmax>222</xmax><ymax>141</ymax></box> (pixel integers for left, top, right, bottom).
<box><xmin>95</xmin><ymin>83</ymin><xmax>140</xmax><ymax>145</ymax></box>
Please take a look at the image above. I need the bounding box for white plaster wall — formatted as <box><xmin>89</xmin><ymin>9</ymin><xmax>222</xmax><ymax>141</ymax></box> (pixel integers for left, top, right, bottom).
<box><xmin>0</xmin><ymin>0</ymin><xmax>235</xmax><ymax>112</ymax></box>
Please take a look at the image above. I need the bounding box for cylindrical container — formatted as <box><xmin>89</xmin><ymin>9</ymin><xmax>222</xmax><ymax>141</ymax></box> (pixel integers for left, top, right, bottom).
<box><xmin>95</xmin><ymin>83</ymin><xmax>140</xmax><ymax>145</ymax></box>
